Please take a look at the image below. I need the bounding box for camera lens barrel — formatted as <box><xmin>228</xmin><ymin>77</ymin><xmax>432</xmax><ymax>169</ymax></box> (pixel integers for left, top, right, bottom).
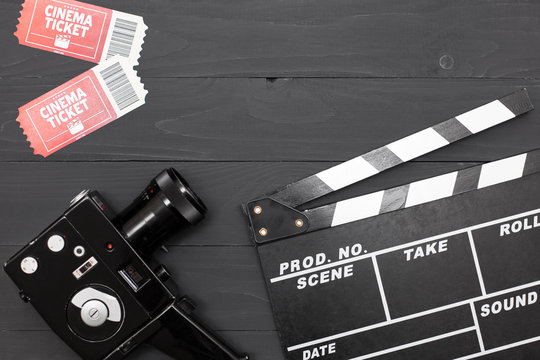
<box><xmin>118</xmin><ymin>168</ymin><xmax>207</xmax><ymax>256</ymax></box>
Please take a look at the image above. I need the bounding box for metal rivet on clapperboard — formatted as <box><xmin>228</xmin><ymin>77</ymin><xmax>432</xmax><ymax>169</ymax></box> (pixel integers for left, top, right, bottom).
<box><xmin>253</xmin><ymin>206</ymin><xmax>262</xmax><ymax>215</ymax></box>
<box><xmin>295</xmin><ymin>219</ymin><xmax>304</xmax><ymax>227</ymax></box>
<box><xmin>259</xmin><ymin>228</ymin><xmax>268</xmax><ymax>236</ymax></box>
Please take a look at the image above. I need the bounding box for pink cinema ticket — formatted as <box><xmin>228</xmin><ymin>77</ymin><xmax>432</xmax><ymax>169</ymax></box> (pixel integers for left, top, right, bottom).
<box><xmin>17</xmin><ymin>56</ymin><xmax>147</xmax><ymax>157</ymax></box>
<box><xmin>15</xmin><ymin>0</ymin><xmax>146</xmax><ymax>65</ymax></box>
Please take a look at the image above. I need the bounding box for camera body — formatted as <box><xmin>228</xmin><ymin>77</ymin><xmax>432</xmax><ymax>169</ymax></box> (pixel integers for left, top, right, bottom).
<box><xmin>4</xmin><ymin>169</ymin><xmax>247</xmax><ymax>360</ymax></box>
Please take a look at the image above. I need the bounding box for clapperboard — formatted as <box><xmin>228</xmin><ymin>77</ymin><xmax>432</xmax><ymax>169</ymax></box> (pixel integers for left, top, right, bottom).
<box><xmin>245</xmin><ymin>89</ymin><xmax>540</xmax><ymax>359</ymax></box>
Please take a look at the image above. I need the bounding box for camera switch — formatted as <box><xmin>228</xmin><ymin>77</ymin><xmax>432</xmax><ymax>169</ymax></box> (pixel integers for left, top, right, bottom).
<box><xmin>20</xmin><ymin>257</ymin><xmax>38</xmax><ymax>274</ymax></box>
<box><xmin>47</xmin><ymin>234</ymin><xmax>65</xmax><ymax>252</ymax></box>
<box><xmin>154</xmin><ymin>264</ymin><xmax>171</xmax><ymax>282</ymax></box>
<box><xmin>119</xmin><ymin>264</ymin><xmax>148</xmax><ymax>292</ymax></box>
<box><xmin>69</xmin><ymin>189</ymin><xmax>89</xmax><ymax>206</ymax></box>
<box><xmin>73</xmin><ymin>246</ymin><xmax>85</xmax><ymax>257</ymax></box>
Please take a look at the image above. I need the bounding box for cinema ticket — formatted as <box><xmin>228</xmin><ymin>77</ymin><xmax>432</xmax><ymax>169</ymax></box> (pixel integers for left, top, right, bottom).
<box><xmin>17</xmin><ymin>56</ymin><xmax>147</xmax><ymax>157</ymax></box>
<box><xmin>15</xmin><ymin>0</ymin><xmax>146</xmax><ymax>65</ymax></box>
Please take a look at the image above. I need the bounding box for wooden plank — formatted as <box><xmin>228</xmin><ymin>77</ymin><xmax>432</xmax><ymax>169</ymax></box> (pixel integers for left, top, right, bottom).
<box><xmin>0</xmin><ymin>330</ymin><xmax>283</xmax><ymax>359</ymax></box>
<box><xmin>0</xmin><ymin>245</ymin><xmax>273</xmax><ymax>331</ymax></box>
<box><xmin>0</xmin><ymin>161</ymin><xmax>479</xmax><ymax>247</ymax></box>
<box><xmin>1</xmin><ymin>78</ymin><xmax>538</xmax><ymax>161</ymax></box>
<box><xmin>2</xmin><ymin>0</ymin><xmax>540</xmax><ymax>78</ymax></box>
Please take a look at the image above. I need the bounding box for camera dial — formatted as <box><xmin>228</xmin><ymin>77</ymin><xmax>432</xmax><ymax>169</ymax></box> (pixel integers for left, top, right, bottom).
<box><xmin>67</xmin><ymin>285</ymin><xmax>123</xmax><ymax>342</ymax></box>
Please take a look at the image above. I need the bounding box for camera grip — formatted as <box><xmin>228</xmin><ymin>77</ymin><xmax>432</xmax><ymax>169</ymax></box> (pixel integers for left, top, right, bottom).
<box><xmin>146</xmin><ymin>299</ymin><xmax>248</xmax><ymax>360</ymax></box>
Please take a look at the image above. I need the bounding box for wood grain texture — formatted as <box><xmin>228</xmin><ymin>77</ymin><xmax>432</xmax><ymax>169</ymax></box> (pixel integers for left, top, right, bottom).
<box><xmin>2</xmin><ymin>0</ymin><xmax>540</xmax><ymax>358</ymax></box>
<box><xmin>0</xmin><ymin>161</ymin><xmax>480</xmax><ymax>247</ymax></box>
<box><xmin>1</xmin><ymin>77</ymin><xmax>539</xmax><ymax>161</ymax></box>
<box><xmin>2</xmin><ymin>0</ymin><xmax>540</xmax><ymax>78</ymax></box>
<box><xmin>0</xmin><ymin>330</ymin><xmax>283</xmax><ymax>360</ymax></box>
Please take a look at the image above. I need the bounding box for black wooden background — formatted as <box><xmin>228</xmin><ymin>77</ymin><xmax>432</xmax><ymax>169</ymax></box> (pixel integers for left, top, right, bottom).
<box><xmin>1</xmin><ymin>1</ymin><xmax>540</xmax><ymax>359</ymax></box>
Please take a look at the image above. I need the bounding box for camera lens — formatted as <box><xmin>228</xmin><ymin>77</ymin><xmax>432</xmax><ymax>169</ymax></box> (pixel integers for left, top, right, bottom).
<box><xmin>117</xmin><ymin>168</ymin><xmax>207</xmax><ymax>256</ymax></box>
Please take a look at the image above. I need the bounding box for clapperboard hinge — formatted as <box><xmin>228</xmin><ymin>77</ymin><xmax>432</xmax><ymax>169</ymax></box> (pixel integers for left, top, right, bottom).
<box><xmin>246</xmin><ymin>88</ymin><xmax>535</xmax><ymax>243</ymax></box>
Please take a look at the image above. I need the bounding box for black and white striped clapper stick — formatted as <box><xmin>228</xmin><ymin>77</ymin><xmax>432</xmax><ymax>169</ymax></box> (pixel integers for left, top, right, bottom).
<box><xmin>246</xmin><ymin>88</ymin><xmax>534</xmax><ymax>243</ymax></box>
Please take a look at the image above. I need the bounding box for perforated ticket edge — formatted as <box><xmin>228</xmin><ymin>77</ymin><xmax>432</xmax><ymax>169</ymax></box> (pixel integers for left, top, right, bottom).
<box><xmin>17</xmin><ymin>56</ymin><xmax>147</xmax><ymax>157</ymax></box>
<box><xmin>93</xmin><ymin>55</ymin><xmax>148</xmax><ymax>117</ymax></box>
<box><xmin>14</xmin><ymin>0</ymin><xmax>147</xmax><ymax>66</ymax></box>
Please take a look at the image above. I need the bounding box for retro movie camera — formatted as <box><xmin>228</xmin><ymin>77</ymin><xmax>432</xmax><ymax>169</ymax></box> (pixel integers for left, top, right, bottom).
<box><xmin>4</xmin><ymin>169</ymin><xmax>248</xmax><ymax>360</ymax></box>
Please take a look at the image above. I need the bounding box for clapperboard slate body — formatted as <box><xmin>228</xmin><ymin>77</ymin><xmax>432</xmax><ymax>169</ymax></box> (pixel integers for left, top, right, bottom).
<box><xmin>245</xmin><ymin>89</ymin><xmax>540</xmax><ymax>360</ymax></box>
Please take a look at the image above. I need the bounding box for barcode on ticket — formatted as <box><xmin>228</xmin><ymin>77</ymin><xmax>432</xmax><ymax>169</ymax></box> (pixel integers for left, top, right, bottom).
<box><xmin>101</xmin><ymin>12</ymin><xmax>147</xmax><ymax>65</ymax></box>
<box><xmin>100</xmin><ymin>62</ymin><xmax>139</xmax><ymax>110</ymax></box>
<box><xmin>94</xmin><ymin>56</ymin><xmax>147</xmax><ymax>117</ymax></box>
<box><xmin>106</xmin><ymin>18</ymin><xmax>138</xmax><ymax>59</ymax></box>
